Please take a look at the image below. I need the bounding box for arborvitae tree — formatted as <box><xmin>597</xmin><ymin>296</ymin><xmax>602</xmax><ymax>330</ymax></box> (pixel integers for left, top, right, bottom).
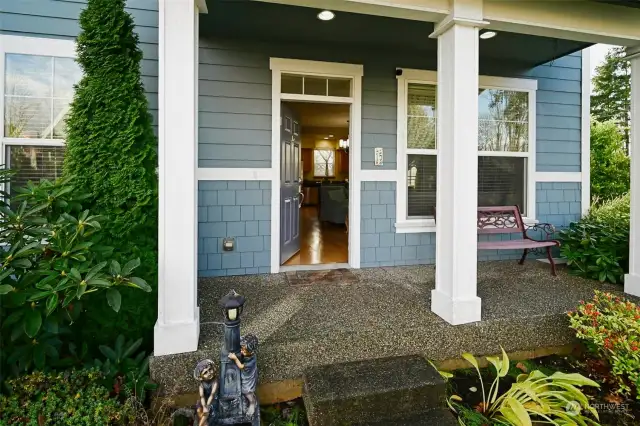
<box><xmin>591</xmin><ymin>47</ymin><xmax>631</xmax><ymax>153</ymax></box>
<box><xmin>64</xmin><ymin>0</ymin><xmax>157</xmax><ymax>242</ymax></box>
<box><xmin>64</xmin><ymin>0</ymin><xmax>157</xmax><ymax>347</ymax></box>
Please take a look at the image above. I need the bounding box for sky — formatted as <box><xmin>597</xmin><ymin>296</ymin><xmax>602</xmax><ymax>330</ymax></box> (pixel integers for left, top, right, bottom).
<box><xmin>589</xmin><ymin>43</ymin><xmax>617</xmax><ymax>93</ymax></box>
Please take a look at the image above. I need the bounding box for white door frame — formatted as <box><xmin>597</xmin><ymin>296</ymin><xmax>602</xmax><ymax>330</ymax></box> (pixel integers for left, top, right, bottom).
<box><xmin>269</xmin><ymin>58</ymin><xmax>364</xmax><ymax>273</ymax></box>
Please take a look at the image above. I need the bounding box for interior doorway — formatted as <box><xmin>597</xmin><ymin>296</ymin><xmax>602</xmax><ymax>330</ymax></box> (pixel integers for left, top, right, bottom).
<box><xmin>280</xmin><ymin>102</ymin><xmax>351</xmax><ymax>267</ymax></box>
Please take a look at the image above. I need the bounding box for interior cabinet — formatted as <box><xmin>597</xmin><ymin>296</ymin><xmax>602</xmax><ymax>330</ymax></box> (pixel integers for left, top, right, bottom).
<box><xmin>302</xmin><ymin>148</ymin><xmax>312</xmax><ymax>173</ymax></box>
<box><xmin>339</xmin><ymin>150</ymin><xmax>349</xmax><ymax>174</ymax></box>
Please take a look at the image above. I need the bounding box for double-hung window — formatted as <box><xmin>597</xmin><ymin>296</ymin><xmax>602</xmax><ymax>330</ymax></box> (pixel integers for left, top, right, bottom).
<box><xmin>1</xmin><ymin>36</ymin><xmax>80</xmax><ymax>192</ymax></box>
<box><xmin>396</xmin><ymin>70</ymin><xmax>537</xmax><ymax>233</ymax></box>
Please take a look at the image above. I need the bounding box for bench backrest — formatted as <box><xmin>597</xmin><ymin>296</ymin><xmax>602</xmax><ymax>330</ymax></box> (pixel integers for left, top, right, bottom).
<box><xmin>477</xmin><ymin>206</ymin><xmax>525</xmax><ymax>235</ymax></box>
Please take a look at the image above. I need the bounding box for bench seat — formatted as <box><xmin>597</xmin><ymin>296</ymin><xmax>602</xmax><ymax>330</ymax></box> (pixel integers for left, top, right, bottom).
<box><xmin>478</xmin><ymin>239</ymin><xmax>557</xmax><ymax>250</ymax></box>
<box><xmin>476</xmin><ymin>206</ymin><xmax>560</xmax><ymax>275</ymax></box>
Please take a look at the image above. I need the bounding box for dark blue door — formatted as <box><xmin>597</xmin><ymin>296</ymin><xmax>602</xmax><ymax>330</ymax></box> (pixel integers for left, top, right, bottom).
<box><xmin>280</xmin><ymin>103</ymin><xmax>301</xmax><ymax>264</ymax></box>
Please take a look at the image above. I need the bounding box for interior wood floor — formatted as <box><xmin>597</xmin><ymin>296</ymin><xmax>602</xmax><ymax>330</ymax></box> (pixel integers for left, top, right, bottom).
<box><xmin>283</xmin><ymin>206</ymin><xmax>348</xmax><ymax>266</ymax></box>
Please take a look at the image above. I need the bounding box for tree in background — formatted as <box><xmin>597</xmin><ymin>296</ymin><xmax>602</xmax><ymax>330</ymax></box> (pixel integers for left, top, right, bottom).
<box><xmin>63</xmin><ymin>0</ymin><xmax>157</xmax><ymax>347</ymax></box>
<box><xmin>590</xmin><ymin>120</ymin><xmax>630</xmax><ymax>203</ymax></box>
<box><xmin>591</xmin><ymin>46</ymin><xmax>631</xmax><ymax>153</ymax></box>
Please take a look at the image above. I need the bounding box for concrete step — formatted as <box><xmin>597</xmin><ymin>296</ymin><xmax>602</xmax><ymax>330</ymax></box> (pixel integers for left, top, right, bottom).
<box><xmin>303</xmin><ymin>355</ymin><xmax>448</xmax><ymax>426</ymax></box>
<box><xmin>354</xmin><ymin>409</ymin><xmax>458</xmax><ymax>426</ymax></box>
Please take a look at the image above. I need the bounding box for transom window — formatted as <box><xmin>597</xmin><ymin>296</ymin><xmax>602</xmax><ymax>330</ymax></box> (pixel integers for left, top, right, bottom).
<box><xmin>1</xmin><ymin>36</ymin><xmax>80</xmax><ymax>192</ymax></box>
<box><xmin>314</xmin><ymin>149</ymin><xmax>335</xmax><ymax>177</ymax></box>
<box><xmin>398</xmin><ymin>70</ymin><xmax>536</xmax><ymax>229</ymax></box>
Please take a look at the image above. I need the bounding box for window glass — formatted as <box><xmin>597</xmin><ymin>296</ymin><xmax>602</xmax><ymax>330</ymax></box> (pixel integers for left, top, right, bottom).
<box><xmin>478</xmin><ymin>156</ymin><xmax>526</xmax><ymax>214</ymax></box>
<box><xmin>402</xmin><ymin>81</ymin><xmax>531</xmax><ymax>219</ymax></box>
<box><xmin>407</xmin><ymin>154</ymin><xmax>437</xmax><ymax>217</ymax></box>
<box><xmin>304</xmin><ymin>77</ymin><xmax>327</xmax><ymax>96</ymax></box>
<box><xmin>4</xmin><ymin>53</ymin><xmax>80</xmax><ymax>139</ymax></box>
<box><xmin>6</xmin><ymin>145</ymin><xmax>65</xmax><ymax>190</ymax></box>
<box><xmin>407</xmin><ymin>83</ymin><xmax>436</xmax><ymax>149</ymax></box>
<box><xmin>478</xmin><ymin>89</ymin><xmax>528</xmax><ymax>152</ymax></box>
<box><xmin>281</xmin><ymin>74</ymin><xmax>303</xmax><ymax>94</ymax></box>
<box><xmin>314</xmin><ymin>149</ymin><xmax>335</xmax><ymax>177</ymax></box>
<box><xmin>328</xmin><ymin>78</ymin><xmax>351</xmax><ymax>97</ymax></box>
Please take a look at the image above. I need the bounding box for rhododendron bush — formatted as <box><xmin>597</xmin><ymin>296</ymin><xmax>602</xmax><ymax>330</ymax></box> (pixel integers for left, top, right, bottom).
<box><xmin>569</xmin><ymin>290</ymin><xmax>640</xmax><ymax>399</ymax></box>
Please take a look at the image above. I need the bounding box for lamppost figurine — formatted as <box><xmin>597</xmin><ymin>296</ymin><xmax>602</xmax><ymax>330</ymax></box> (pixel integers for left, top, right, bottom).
<box><xmin>227</xmin><ymin>334</ymin><xmax>259</xmax><ymax>418</ymax></box>
<box><xmin>193</xmin><ymin>290</ymin><xmax>260</xmax><ymax>425</ymax></box>
<box><xmin>194</xmin><ymin>359</ymin><xmax>219</xmax><ymax>426</ymax></box>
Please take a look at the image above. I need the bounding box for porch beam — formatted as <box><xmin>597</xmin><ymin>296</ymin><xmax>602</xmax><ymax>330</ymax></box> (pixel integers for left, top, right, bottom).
<box><xmin>484</xmin><ymin>0</ymin><xmax>640</xmax><ymax>46</ymax></box>
<box><xmin>430</xmin><ymin>12</ymin><xmax>482</xmax><ymax>325</ymax></box>
<box><xmin>625</xmin><ymin>48</ymin><xmax>640</xmax><ymax>298</ymax></box>
<box><xmin>154</xmin><ymin>0</ymin><xmax>203</xmax><ymax>356</ymax></box>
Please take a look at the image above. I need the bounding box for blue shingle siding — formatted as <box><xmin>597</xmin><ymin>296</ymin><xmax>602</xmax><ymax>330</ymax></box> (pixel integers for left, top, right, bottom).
<box><xmin>198</xmin><ymin>180</ymin><xmax>271</xmax><ymax>277</ymax></box>
<box><xmin>360</xmin><ymin>182</ymin><xmax>435</xmax><ymax>267</ymax></box>
<box><xmin>536</xmin><ymin>182</ymin><xmax>581</xmax><ymax>228</ymax></box>
<box><xmin>0</xmin><ymin>0</ymin><xmax>159</xmax><ymax>132</ymax></box>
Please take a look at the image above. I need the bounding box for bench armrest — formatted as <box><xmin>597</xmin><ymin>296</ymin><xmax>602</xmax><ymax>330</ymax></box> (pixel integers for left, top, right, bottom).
<box><xmin>524</xmin><ymin>222</ymin><xmax>557</xmax><ymax>242</ymax></box>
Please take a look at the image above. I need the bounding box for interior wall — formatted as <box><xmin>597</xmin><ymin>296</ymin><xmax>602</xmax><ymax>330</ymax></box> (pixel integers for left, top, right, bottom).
<box><xmin>301</xmin><ymin>127</ymin><xmax>350</xmax><ymax>181</ymax></box>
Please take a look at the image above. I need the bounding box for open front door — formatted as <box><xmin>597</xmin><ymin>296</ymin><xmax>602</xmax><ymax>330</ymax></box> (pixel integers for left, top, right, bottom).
<box><xmin>280</xmin><ymin>103</ymin><xmax>301</xmax><ymax>264</ymax></box>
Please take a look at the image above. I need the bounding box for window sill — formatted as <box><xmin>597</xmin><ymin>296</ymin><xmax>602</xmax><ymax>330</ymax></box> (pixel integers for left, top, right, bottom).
<box><xmin>394</xmin><ymin>219</ymin><xmax>436</xmax><ymax>234</ymax></box>
<box><xmin>395</xmin><ymin>217</ymin><xmax>538</xmax><ymax>234</ymax></box>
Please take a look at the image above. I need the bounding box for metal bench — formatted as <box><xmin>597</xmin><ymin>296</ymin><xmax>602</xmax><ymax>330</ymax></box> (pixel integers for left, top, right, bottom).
<box><xmin>477</xmin><ymin>206</ymin><xmax>560</xmax><ymax>275</ymax></box>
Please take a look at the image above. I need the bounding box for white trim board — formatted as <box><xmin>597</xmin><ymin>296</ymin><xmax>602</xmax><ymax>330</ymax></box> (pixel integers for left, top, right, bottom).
<box><xmin>535</xmin><ymin>172</ymin><xmax>582</xmax><ymax>183</ymax></box>
<box><xmin>269</xmin><ymin>58</ymin><xmax>363</xmax><ymax>273</ymax></box>
<box><xmin>581</xmin><ymin>48</ymin><xmax>591</xmax><ymax>216</ymax></box>
<box><xmin>197</xmin><ymin>168</ymin><xmax>274</xmax><ymax>181</ymax></box>
<box><xmin>360</xmin><ymin>169</ymin><xmax>397</xmax><ymax>181</ymax></box>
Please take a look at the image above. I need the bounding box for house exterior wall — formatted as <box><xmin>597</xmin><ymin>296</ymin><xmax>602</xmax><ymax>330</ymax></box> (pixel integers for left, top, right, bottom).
<box><xmin>0</xmin><ymin>0</ymin><xmax>159</xmax><ymax>132</ymax></box>
<box><xmin>0</xmin><ymin>1</ymin><xmax>585</xmax><ymax>276</ymax></box>
<box><xmin>197</xmin><ymin>180</ymin><xmax>272</xmax><ymax>277</ymax></box>
<box><xmin>196</xmin><ymin>36</ymin><xmax>584</xmax><ymax>274</ymax></box>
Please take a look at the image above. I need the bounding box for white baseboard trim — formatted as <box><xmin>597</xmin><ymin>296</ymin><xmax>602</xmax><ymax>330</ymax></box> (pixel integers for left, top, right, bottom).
<box><xmin>624</xmin><ymin>273</ymin><xmax>640</xmax><ymax>297</ymax></box>
<box><xmin>431</xmin><ymin>290</ymin><xmax>482</xmax><ymax>325</ymax></box>
<box><xmin>153</xmin><ymin>308</ymin><xmax>200</xmax><ymax>356</ymax></box>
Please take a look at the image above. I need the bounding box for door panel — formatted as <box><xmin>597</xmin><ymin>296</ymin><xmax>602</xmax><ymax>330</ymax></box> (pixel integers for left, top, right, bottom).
<box><xmin>280</xmin><ymin>103</ymin><xmax>301</xmax><ymax>264</ymax></box>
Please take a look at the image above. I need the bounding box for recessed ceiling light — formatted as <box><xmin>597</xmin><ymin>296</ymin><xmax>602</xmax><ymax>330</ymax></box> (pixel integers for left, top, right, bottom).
<box><xmin>317</xmin><ymin>10</ymin><xmax>335</xmax><ymax>21</ymax></box>
<box><xmin>480</xmin><ymin>30</ymin><xmax>497</xmax><ymax>40</ymax></box>
<box><xmin>329</xmin><ymin>134</ymin><xmax>334</xmax><ymax>137</ymax></box>
<box><xmin>324</xmin><ymin>137</ymin><xmax>329</xmax><ymax>139</ymax></box>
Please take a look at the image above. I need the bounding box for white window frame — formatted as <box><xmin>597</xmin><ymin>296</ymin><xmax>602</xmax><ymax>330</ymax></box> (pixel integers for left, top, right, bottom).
<box><xmin>395</xmin><ymin>69</ymin><xmax>537</xmax><ymax>233</ymax></box>
<box><xmin>0</xmin><ymin>35</ymin><xmax>77</xmax><ymax>184</ymax></box>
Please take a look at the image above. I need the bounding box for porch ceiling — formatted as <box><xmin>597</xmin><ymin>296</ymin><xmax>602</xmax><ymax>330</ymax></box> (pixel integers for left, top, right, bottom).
<box><xmin>201</xmin><ymin>1</ymin><xmax>590</xmax><ymax>68</ymax></box>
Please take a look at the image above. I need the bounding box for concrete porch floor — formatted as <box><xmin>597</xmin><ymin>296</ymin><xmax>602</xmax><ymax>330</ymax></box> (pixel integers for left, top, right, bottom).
<box><xmin>150</xmin><ymin>261</ymin><xmax>631</xmax><ymax>396</ymax></box>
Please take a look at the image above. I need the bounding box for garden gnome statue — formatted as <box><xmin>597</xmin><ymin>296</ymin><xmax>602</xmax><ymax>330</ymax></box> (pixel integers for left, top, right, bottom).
<box><xmin>197</xmin><ymin>289</ymin><xmax>259</xmax><ymax>426</ymax></box>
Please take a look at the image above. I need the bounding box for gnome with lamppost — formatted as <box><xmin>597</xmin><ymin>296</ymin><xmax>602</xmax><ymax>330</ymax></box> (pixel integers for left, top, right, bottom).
<box><xmin>195</xmin><ymin>290</ymin><xmax>260</xmax><ymax>426</ymax></box>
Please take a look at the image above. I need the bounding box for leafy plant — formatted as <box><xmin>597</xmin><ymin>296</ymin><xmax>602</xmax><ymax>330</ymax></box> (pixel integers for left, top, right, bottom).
<box><xmin>559</xmin><ymin>194</ymin><xmax>629</xmax><ymax>284</ymax></box>
<box><xmin>0</xmin><ymin>176</ymin><xmax>150</xmax><ymax>379</ymax></box>
<box><xmin>0</xmin><ymin>369</ymin><xmax>135</xmax><ymax>425</ymax></box>
<box><xmin>92</xmin><ymin>335</ymin><xmax>157</xmax><ymax>402</ymax></box>
<box><xmin>569</xmin><ymin>291</ymin><xmax>640</xmax><ymax>399</ymax></box>
<box><xmin>590</xmin><ymin>120</ymin><xmax>630</xmax><ymax>202</ymax></box>
<box><xmin>62</xmin><ymin>0</ymin><xmax>159</xmax><ymax>350</ymax></box>
<box><xmin>441</xmin><ymin>348</ymin><xmax>600</xmax><ymax>425</ymax></box>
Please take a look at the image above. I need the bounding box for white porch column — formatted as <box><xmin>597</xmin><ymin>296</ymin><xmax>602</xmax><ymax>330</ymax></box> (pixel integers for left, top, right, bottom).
<box><xmin>430</xmin><ymin>13</ymin><xmax>486</xmax><ymax>324</ymax></box>
<box><xmin>154</xmin><ymin>0</ymin><xmax>203</xmax><ymax>356</ymax></box>
<box><xmin>625</xmin><ymin>47</ymin><xmax>640</xmax><ymax>297</ymax></box>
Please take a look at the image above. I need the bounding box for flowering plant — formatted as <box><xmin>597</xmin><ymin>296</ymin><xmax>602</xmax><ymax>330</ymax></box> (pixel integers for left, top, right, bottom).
<box><xmin>568</xmin><ymin>290</ymin><xmax>640</xmax><ymax>398</ymax></box>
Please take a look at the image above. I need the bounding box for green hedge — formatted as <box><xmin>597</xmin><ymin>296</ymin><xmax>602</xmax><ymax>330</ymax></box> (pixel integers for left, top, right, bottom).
<box><xmin>0</xmin><ymin>369</ymin><xmax>134</xmax><ymax>425</ymax></box>
<box><xmin>559</xmin><ymin>194</ymin><xmax>629</xmax><ymax>284</ymax></box>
